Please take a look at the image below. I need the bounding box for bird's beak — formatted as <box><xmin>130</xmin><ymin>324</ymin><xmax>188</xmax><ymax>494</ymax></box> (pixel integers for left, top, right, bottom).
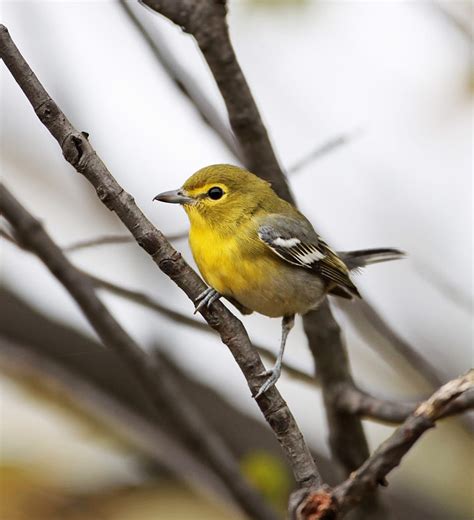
<box><xmin>153</xmin><ymin>189</ymin><xmax>194</xmax><ymax>205</ymax></box>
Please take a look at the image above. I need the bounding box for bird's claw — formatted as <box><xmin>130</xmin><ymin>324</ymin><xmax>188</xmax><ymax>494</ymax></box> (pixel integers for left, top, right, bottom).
<box><xmin>194</xmin><ymin>287</ymin><xmax>221</xmax><ymax>314</ymax></box>
<box><xmin>254</xmin><ymin>366</ymin><xmax>281</xmax><ymax>399</ymax></box>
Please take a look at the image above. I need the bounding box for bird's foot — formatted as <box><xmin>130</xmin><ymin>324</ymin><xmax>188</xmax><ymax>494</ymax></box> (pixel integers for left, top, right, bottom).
<box><xmin>254</xmin><ymin>365</ymin><xmax>282</xmax><ymax>399</ymax></box>
<box><xmin>194</xmin><ymin>287</ymin><xmax>221</xmax><ymax>314</ymax></box>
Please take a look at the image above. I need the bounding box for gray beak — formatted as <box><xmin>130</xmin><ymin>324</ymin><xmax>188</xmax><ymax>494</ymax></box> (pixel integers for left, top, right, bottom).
<box><xmin>153</xmin><ymin>189</ymin><xmax>194</xmax><ymax>204</ymax></box>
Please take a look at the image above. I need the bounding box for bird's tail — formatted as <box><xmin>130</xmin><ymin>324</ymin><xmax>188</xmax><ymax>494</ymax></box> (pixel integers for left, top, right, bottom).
<box><xmin>339</xmin><ymin>248</ymin><xmax>405</xmax><ymax>270</ymax></box>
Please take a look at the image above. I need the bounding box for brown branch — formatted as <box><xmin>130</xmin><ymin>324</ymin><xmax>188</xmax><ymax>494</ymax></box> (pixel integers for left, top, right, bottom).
<box><xmin>334</xmin><ymin>383</ymin><xmax>474</xmax><ymax>425</ymax></box>
<box><xmin>290</xmin><ymin>370</ymin><xmax>474</xmax><ymax>519</ymax></box>
<box><xmin>302</xmin><ymin>304</ymin><xmax>371</xmax><ymax>474</ymax></box>
<box><xmin>141</xmin><ymin>0</ymin><xmax>372</xmax><ymax>485</ymax></box>
<box><xmin>0</xmin><ymin>336</ymin><xmax>229</xmax><ymax>499</ymax></box>
<box><xmin>0</xmin><ymin>24</ymin><xmax>321</xmax><ymax>491</ymax></box>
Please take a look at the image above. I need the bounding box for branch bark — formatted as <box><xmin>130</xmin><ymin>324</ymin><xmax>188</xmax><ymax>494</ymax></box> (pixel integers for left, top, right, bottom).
<box><xmin>289</xmin><ymin>370</ymin><xmax>474</xmax><ymax>519</ymax></box>
<box><xmin>0</xmin><ymin>23</ymin><xmax>321</xmax><ymax>492</ymax></box>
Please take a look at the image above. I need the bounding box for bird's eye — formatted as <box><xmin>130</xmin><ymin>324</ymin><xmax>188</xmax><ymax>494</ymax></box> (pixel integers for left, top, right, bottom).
<box><xmin>207</xmin><ymin>187</ymin><xmax>224</xmax><ymax>200</ymax></box>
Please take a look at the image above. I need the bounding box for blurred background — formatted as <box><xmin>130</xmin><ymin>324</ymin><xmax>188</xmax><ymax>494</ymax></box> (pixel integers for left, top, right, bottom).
<box><xmin>1</xmin><ymin>1</ymin><xmax>472</xmax><ymax>519</ymax></box>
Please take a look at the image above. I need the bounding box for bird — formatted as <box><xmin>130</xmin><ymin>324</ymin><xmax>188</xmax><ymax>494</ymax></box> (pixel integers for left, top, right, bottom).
<box><xmin>154</xmin><ymin>164</ymin><xmax>403</xmax><ymax>398</ymax></box>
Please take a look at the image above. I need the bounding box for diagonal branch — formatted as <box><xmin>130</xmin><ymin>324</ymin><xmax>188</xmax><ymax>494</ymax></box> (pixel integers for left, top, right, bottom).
<box><xmin>0</xmin><ymin>183</ymin><xmax>280</xmax><ymax>520</ymax></box>
<box><xmin>290</xmin><ymin>370</ymin><xmax>474</xmax><ymax>519</ymax></box>
<box><xmin>334</xmin><ymin>383</ymin><xmax>474</xmax><ymax>425</ymax></box>
<box><xmin>0</xmin><ymin>24</ymin><xmax>321</xmax><ymax>491</ymax></box>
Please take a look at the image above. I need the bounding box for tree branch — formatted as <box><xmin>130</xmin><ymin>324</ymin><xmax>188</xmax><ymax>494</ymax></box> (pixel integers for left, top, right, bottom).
<box><xmin>290</xmin><ymin>370</ymin><xmax>474</xmax><ymax>519</ymax></box>
<box><xmin>334</xmin><ymin>383</ymin><xmax>474</xmax><ymax>425</ymax></box>
<box><xmin>0</xmin><ymin>23</ymin><xmax>321</xmax><ymax>491</ymax></box>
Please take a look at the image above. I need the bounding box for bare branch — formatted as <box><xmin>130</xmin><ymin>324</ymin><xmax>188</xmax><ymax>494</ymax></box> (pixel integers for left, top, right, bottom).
<box><xmin>0</xmin><ymin>336</ymin><xmax>229</xmax><ymax>499</ymax></box>
<box><xmin>64</xmin><ymin>231</ymin><xmax>186</xmax><ymax>252</ymax></box>
<box><xmin>335</xmin><ymin>383</ymin><xmax>474</xmax><ymax>425</ymax></box>
<box><xmin>290</xmin><ymin>370</ymin><xmax>474</xmax><ymax>519</ymax></box>
<box><xmin>302</xmin><ymin>304</ymin><xmax>371</xmax><ymax>472</ymax></box>
<box><xmin>287</xmin><ymin>130</ymin><xmax>361</xmax><ymax>175</ymax></box>
<box><xmin>0</xmin><ymin>24</ymin><xmax>321</xmax><ymax>490</ymax></box>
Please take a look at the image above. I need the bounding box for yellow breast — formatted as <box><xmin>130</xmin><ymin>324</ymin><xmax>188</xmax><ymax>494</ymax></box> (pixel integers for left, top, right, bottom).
<box><xmin>189</xmin><ymin>223</ymin><xmax>260</xmax><ymax>298</ymax></box>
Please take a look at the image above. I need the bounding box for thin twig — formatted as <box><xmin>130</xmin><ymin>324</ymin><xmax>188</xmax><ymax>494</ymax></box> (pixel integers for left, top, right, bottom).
<box><xmin>122</xmin><ymin>0</ymin><xmax>243</xmax><ymax>161</ymax></box>
<box><xmin>287</xmin><ymin>130</ymin><xmax>361</xmax><ymax>175</ymax></box>
<box><xmin>0</xmin><ymin>24</ymin><xmax>321</xmax><ymax>490</ymax></box>
<box><xmin>64</xmin><ymin>231</ymin><xmax>187</xmax><ymax>252</ymax></box>
<box><xmin>290</xmin><ymin>370</ymin><xmax>474</xmax><ymax>519</ymax></box>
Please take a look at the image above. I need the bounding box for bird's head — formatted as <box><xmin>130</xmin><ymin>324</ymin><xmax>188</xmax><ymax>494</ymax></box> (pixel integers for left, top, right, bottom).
<box><xmin>154</xmin><ymin>164</ymin><xmax>273</xmax><ymax>231</ymax></box>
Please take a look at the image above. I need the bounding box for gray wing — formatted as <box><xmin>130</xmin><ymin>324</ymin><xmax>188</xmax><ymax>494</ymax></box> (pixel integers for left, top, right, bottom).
<box><xmin>258</xmin><ymin>214</ymin><xmax>360</xmax><ymax>296</ymax></box>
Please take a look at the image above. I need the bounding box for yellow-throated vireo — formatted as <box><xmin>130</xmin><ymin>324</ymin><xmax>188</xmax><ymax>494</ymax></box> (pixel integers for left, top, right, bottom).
<box><xmin>154</xmin><ymin>164</ymin><xmax>403</xmax><ymax>398</ymax></box>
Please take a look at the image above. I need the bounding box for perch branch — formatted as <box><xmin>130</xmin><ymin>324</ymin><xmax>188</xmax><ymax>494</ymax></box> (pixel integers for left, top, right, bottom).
<box><xmin>0</xmin><ymin>24</ymin><xmax>321</xmax><ymax>490</ymax></box>
<box><xmin>0</xmin><ymin>183</ymin><xmax>280</xmax><ymax>520</ymax></box>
